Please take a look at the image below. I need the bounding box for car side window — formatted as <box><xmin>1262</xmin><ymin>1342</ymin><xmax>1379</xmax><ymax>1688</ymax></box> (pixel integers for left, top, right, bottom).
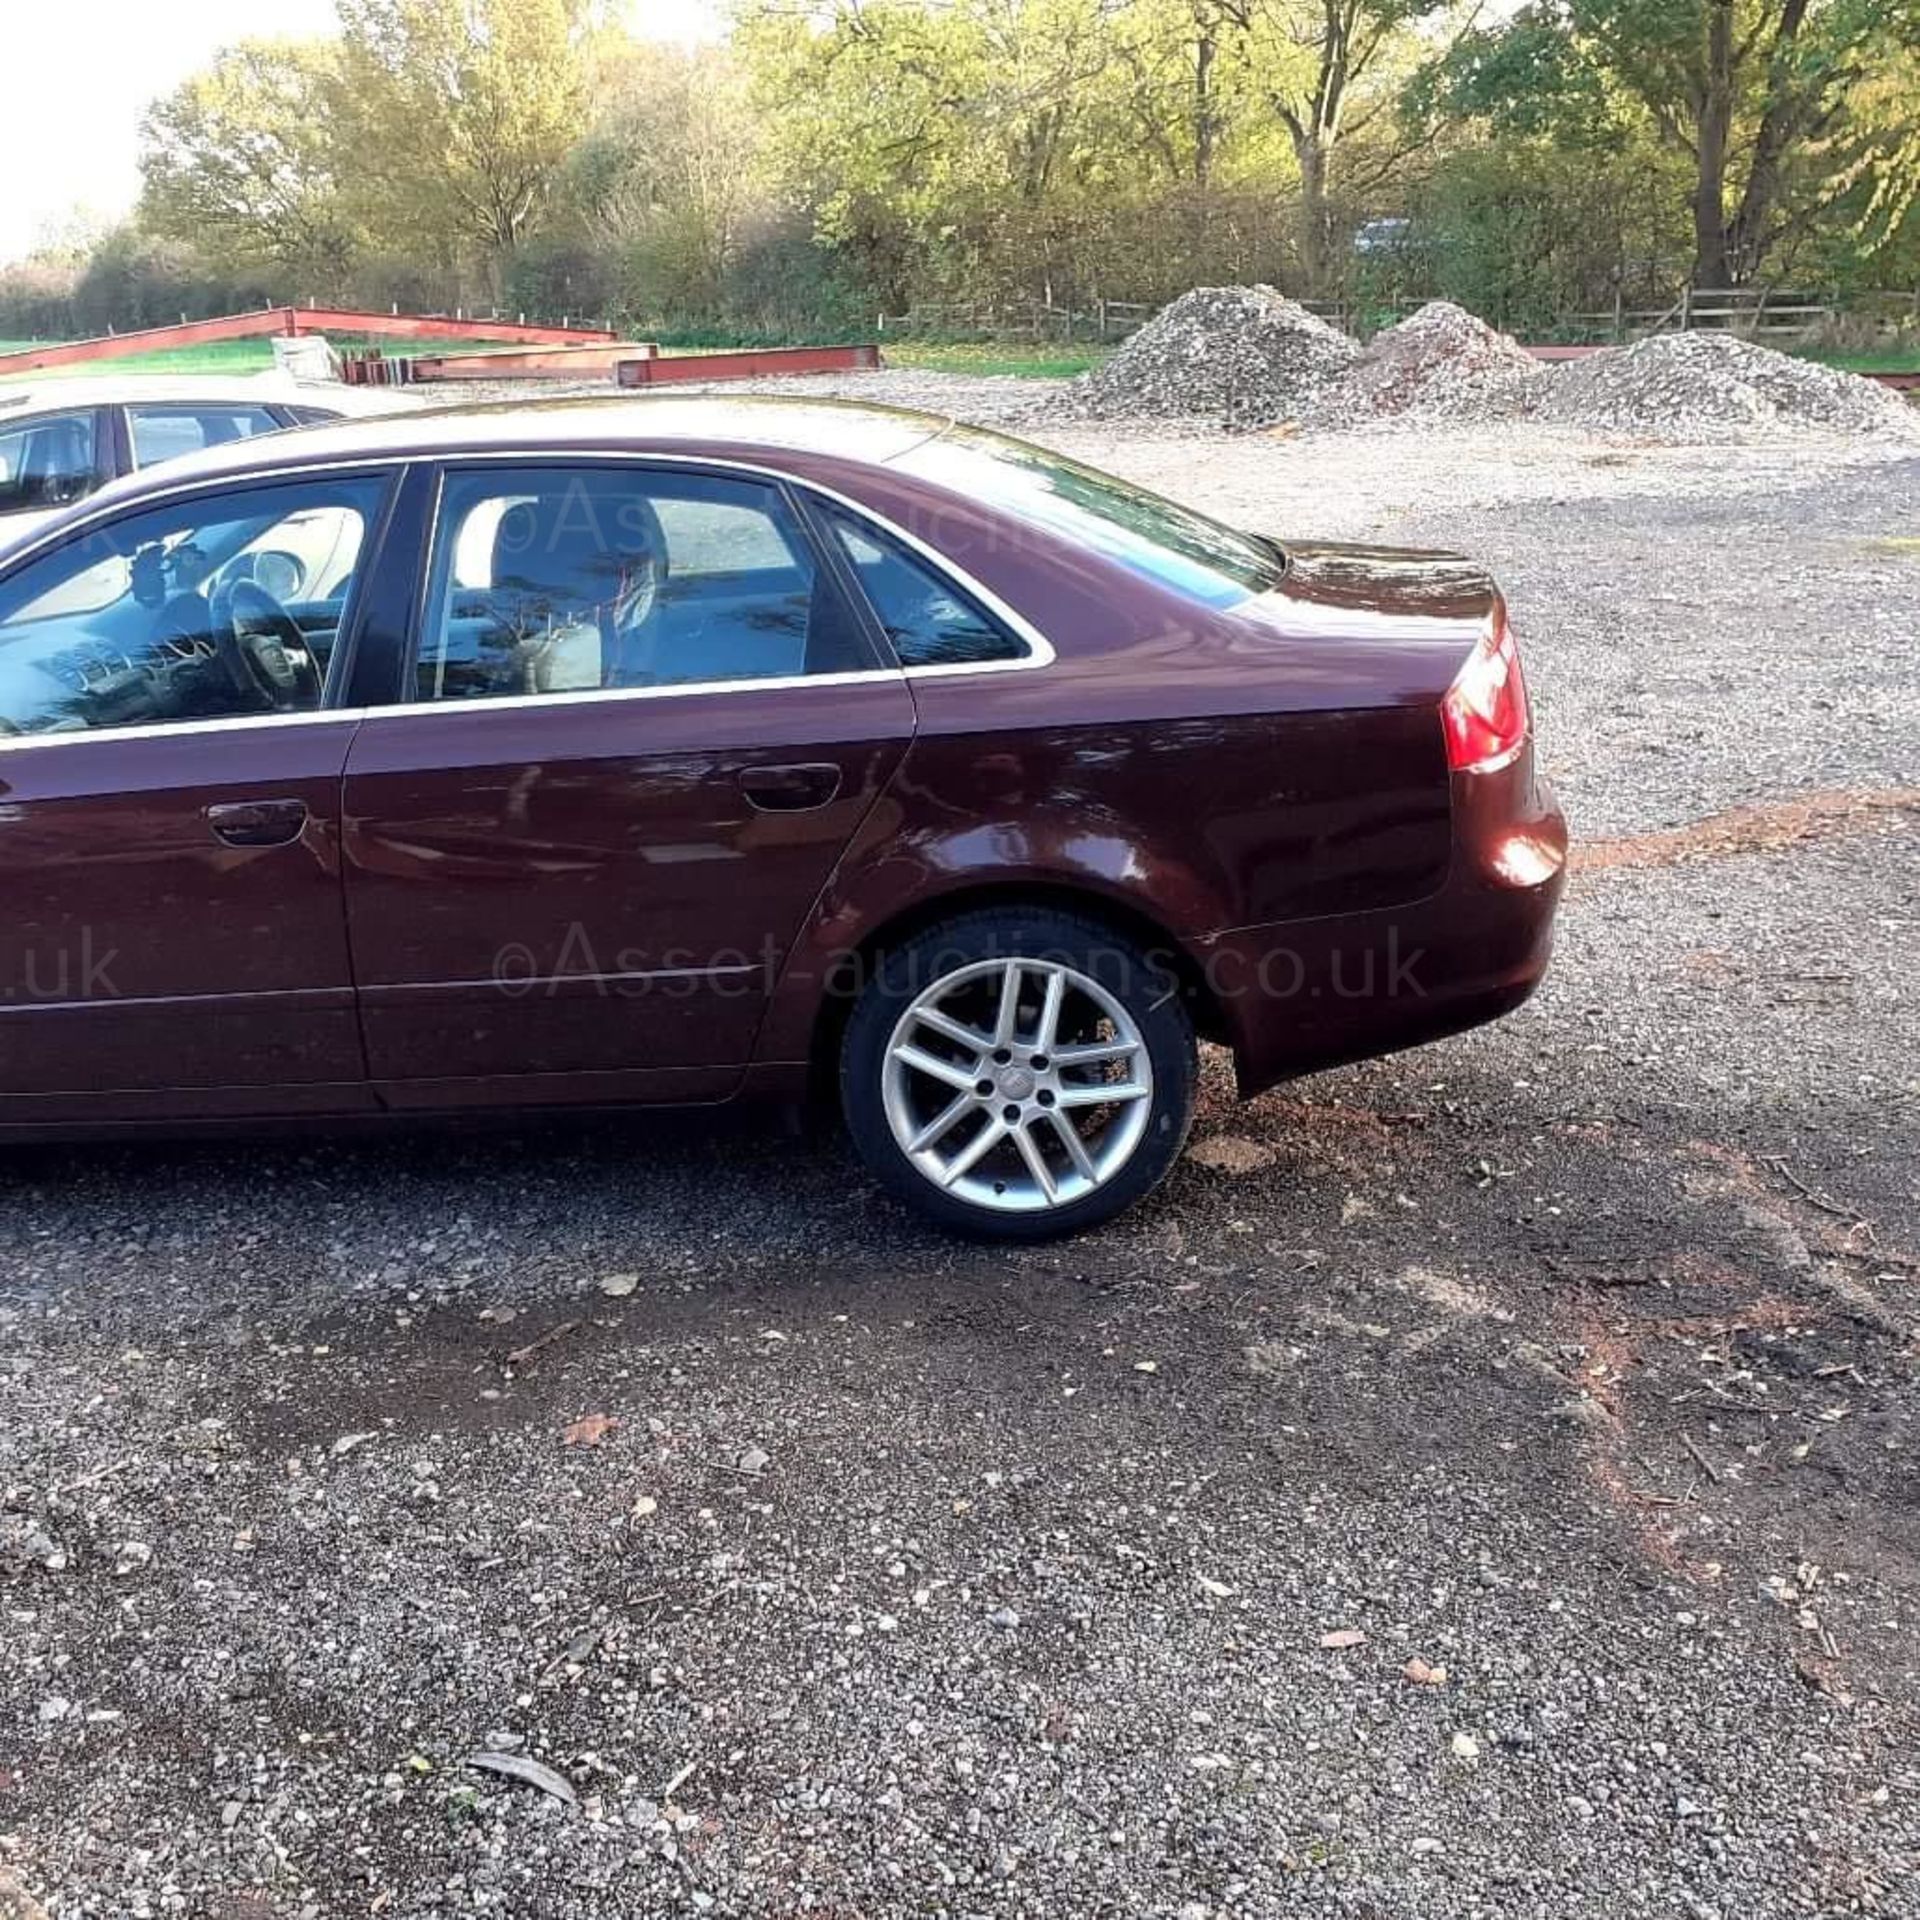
<box><xmin>126</xmin><ymin>404</ymin><xmax>284</xmax><ymax>470</ymax></box>
<box><xmin>416</xmin><ymin>466</ymin><xmax>871</xmax><ymax>702</ymax></box>
<box><xmin>0</xmin><ymin>410</ymin><xmax>103</xmax><ymax>518</ymax></box>
<box><xmin>0</xmin><ymin>475</ymin><xmax>388</xmax><ymax>740</ymax></box>
<box><xmin>825</xmin><ymin>509</ymin><xmax>1026</xmax><ymax>669</ymax></box>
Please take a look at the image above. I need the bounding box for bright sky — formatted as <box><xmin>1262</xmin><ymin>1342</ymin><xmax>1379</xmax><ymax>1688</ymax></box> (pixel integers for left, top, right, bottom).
<box><xmin>0</xmin><ymin>0</ymin><xmax>724</xmax><ymax>267</ymax></box>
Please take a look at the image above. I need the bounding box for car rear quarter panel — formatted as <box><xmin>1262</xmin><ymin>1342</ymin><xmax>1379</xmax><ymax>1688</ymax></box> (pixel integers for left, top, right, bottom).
<box><xmin>751</xmin><ymin>458</ymin><xmax>1491</xmax><ymax>1068</ymax></box>
<box><xmin>791</xmin><ymin>458</ymin><xmax>1477</xmax><ymax>921</ymax></box>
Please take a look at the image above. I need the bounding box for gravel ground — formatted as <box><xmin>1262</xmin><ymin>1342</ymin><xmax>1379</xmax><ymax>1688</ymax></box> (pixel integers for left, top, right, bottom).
<box><xmin>1537</xmin><ymin>333</ymin><xmax>1920</xmax><ymax>442</ymax></box>
<box><xmin>443</xmin><ymin>367</ymin><xmax>1055</xmax><ymax>428</ymax></box>
<box><xmin>2</xmin><ymin>383</ymin><xmax>1917</xmax><ymax>1920</ymax></box>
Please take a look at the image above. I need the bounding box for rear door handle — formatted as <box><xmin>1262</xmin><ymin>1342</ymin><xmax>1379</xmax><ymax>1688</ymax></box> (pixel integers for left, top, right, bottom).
<box><xmin>738</xmin><ymin>763</ymin><xmax>843</xmax><ymax>812</ymax></box>
<box><xmin>206</xmin><ymin>798</ymin><xmax>310</xmax><ymax>849</ymax></box>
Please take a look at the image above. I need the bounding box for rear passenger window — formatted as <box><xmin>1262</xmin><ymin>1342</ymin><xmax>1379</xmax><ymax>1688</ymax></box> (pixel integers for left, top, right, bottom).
<box><xmin>417</xmin><ymin>466</ymin><xmax>872</xmax><ymax>702</ymax></box>
<box><xmin>827</xmin><ymin>510</ymin><xmax>1025</xmax><ymax>669</ymax></box>
<box><xmin>127</xmin><ymin>404</ymin><xmax>283</xmax><ymax>469</ymax></box>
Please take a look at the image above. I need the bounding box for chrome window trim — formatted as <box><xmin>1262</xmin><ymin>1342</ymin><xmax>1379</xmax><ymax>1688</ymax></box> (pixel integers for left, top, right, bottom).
<box><xmin>0</xmin><ymin>707</ymin><xmax>370</xmax><ymax>753</ymax></box>
<box><xmin>0</xmin><ymin>442</ymin><xmax>1057</xmax><ymax>749</ymax></box>
<box><xmin>899</xmin><ymin>653</ymin><xmax>1048</xmax><ymax>681</ymax></box>
<box><xmin>0</xmin><ymin>671</ymin><xmax>916</xmax><ymax>752</ymax></box>
<box><xmin>359</xmin><ymin>666</ymin><xmax>906</xmax><ymax>721</ymax></box>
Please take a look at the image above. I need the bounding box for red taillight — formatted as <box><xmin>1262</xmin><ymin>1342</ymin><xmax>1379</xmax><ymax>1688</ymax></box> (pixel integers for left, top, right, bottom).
<box><xmin>1442</xmin><ymin>613</ymin><xmax>1530</xmax><ymax>773</ymax></box>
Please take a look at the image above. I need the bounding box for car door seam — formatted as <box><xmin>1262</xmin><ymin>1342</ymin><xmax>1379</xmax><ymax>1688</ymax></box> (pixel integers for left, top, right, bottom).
<box><xmin>744</xmin><ymin>671</ymin><xmax>924</xmax><ymax>1066</ymax></box>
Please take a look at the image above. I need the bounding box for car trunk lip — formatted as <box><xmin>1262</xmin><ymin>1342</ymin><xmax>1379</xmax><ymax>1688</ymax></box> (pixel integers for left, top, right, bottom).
<box><xmin>1265</xmin><ymin>539</ymin><xmax>1501</xmax><ymax>625</ymax></box>
<box><xmin>1210</xmin><ymin>539</ymin><xmax>1504</xmax><ymax>712</ymax></box>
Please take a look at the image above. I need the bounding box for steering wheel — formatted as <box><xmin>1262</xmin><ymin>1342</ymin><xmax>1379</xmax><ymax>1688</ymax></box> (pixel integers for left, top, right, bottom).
<box><xmin>213</xmin><ymin>579</ymin><xmax>322</xmax><ymax>712</ymax></box>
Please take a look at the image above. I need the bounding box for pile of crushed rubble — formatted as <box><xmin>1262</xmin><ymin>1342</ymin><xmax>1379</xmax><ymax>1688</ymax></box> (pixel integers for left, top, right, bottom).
<box><xmin>1535</xmin><ymin>329</ymin><xmax>1918</xmax><ymax>439</ymax></box>
<box><xmin>1052</xmin><ymin>284</ymin><xmax>1358</xmax><ymax>428</ymax></box>
<box><xmin>1303</xmin><ymin>300</ymin><xmax>1544</xmax><ymax>430</ymax></box>
<box><xmin>1038</xmin><ymin>284</ymin><xmax>1917</xmax><ymax>441</ymax></box>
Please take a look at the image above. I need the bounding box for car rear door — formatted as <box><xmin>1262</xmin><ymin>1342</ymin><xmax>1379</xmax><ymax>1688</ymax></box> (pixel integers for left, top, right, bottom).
<box><xmin>339</xmin><ymin>458</ymin><xmax>916</xmax><ymax>1107</ymax></box>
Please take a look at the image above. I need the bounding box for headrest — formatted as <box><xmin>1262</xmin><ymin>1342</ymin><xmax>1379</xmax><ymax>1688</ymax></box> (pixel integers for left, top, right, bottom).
<box><xmin>24</xmin><ymin>418</ymin><xmax>89</xmax><ymax>492</ymax></box>
<box><xmin>491</xmin><ymin>486</ymin><xmax>667</xmax><ymax>622</ymax></box>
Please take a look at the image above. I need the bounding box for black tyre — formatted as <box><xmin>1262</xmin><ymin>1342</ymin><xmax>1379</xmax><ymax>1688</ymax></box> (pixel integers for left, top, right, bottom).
<box><xmin>840</xmin><ymin>906</ymin><xmax>1198</xmax><ymax>1240</ymax></box>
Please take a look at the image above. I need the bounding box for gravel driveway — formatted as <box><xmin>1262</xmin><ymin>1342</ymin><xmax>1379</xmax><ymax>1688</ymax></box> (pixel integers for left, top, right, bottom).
<box><xmin>2</xmin><ymin>389</ymin><xmax>1916</xmax><ymax>1920</ymax></box>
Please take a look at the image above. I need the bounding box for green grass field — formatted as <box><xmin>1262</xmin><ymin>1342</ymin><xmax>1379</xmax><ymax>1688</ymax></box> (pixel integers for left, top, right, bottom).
<box><xmin>1798</xmin><ymin>345</ymin><xmax>1920</xmax><ymax>373</ymax></box>
<box><xmin>0</xmin><ymin>335</ymin><xmax>552</xmax><ymax>379</ymax></box>
<box><xmin>0</xmin><ymin>334</ymin><xmax>1107</xmax><ymax>382</ymax></box>
<box><xmin>2</xmin><ymin>331</ymin><xmax>1910</xmax><ymax>384</ymax></box>
<box><xmin>0</xmin><ymin>338</ymin><xmax>295</xmax><ymax>377</ymax></box>
<box><xmin>883</xmin><ymin>341</ymin><xmax>1107</xmax><ymax>378</ymax></box>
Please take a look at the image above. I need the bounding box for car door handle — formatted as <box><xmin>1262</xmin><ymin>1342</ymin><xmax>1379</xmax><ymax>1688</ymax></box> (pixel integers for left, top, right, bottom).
<box><xmin>737</xmin><ymin>764</ymin><xmax>843</xmax><ymax>812</ymax></box>
<box><xmin>206</xmin><ymin>798</ymin><xmax>310</xmax><ymax>849</ymax></box>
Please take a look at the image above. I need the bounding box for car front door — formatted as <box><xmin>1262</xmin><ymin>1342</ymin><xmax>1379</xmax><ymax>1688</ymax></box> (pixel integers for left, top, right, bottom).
<box><xmin>0</xmin><ymin>468</ymin><xmax>397</xmax><ymax>1125</ymax></box>
<box><xmin>340</xmin><ymin>459</ymin><xmax>916</xmax><ymax>1106</ymax></box>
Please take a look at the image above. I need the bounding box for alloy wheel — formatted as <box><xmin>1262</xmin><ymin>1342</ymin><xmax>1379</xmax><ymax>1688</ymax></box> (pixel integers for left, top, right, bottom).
<box><xmin>880</xmin><ymin>956</ymin><xmax>1154</xmax><ymax>1215</ymax></box>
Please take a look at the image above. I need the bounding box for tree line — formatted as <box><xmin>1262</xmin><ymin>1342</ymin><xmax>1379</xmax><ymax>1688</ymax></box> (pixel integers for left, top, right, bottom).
<box><xmin>4</xmin><ymin>0</ymin><xmax>1918</xmax><ymax>346</ymax></box>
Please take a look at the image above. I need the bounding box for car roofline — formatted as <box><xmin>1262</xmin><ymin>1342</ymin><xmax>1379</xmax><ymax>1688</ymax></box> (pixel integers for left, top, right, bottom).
<box><xmin>1</xmin><ymin>395</ymin><xmax>984</xmax><ymax>537</ymax></box>
<box><xmin>0</xmin><ymin>438</ymin><xmax>1061</xmax><ymax>681</ymax></box>
<box><xmin>51</xmin><ymin>393</ymin><xmax>958</xmax><ymax>496</ymax></box>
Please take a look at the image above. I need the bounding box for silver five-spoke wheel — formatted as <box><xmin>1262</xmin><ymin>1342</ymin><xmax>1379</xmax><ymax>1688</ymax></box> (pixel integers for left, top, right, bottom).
<box><xmin>881</xmin><ymin>956</ymin><xmax>1154</xmax><ymax>1215</ymax></box>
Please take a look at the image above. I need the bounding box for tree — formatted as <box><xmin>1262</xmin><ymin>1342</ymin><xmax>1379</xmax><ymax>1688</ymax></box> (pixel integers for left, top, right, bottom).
<box><xmin>1107</xmin><ymin>0</ymin><xmax>1258</xmax><ymax>194</ymax></box>
<box><xmin>737</xmin><ymin>0</ymin><xmax>1132</xmax><ymax>308</ymax></box>
<box><xmin>1437</xmin><ymin>0</ymin><xmax>1920</xmax><ymax>287</ymax></box>
<box><xmin>1217</xmin><ymin>0</ymin><xmax>1465</xmax><ymax>291</ymax></box>
<box><xmin>569</xmin><ymin>45</ymin><xmax>766</xmax><ymax>321</ymax></box>
<box><xmin>139</xmin><ymin>42</ymin><xmax>357</xmax><ymax>283</ymax></box>
<box><xmin>333</xmin><ymin>0</ymin><xmax>598</xmax><ymax>289</ymax></box>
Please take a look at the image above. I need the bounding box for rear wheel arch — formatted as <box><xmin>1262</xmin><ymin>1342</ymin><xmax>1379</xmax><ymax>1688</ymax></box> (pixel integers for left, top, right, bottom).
<box><xmin>805</xmin><ymin>879</ymin><xmax>1229</xmax><ymax>1099</ymax></box>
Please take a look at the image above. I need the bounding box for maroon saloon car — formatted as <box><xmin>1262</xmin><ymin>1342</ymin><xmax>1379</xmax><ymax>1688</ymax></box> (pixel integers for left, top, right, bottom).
<box><xmin>0</xmin><ymin>397</ymin><xmax>1565</xmax><ymax>1236</ymax></box>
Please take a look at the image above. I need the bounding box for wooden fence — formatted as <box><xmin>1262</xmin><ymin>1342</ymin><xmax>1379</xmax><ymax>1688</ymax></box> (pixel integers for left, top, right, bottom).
<box><xmin>880</xmin><ymin>286</ymin><xmax>1920</xmax><ymax>348</ymax></box>
<box><xmin>1560</xmin><ymin>286</ymin><xmax>1834</xmax><ymax>346</ymax></box>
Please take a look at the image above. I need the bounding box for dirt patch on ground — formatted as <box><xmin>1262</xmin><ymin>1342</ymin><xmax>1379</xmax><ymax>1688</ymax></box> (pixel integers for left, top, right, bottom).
<box><xmin>1575</xmin><ymin>785</ymin><xmax>1920</xmax><ymax>872</ymax></box>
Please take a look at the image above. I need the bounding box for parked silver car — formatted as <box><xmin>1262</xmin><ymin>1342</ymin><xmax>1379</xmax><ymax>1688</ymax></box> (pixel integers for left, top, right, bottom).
<box><xmin>0</xmin><ymin>374</ymin><xmax>418</xmax><ymax>554</ymax></box>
